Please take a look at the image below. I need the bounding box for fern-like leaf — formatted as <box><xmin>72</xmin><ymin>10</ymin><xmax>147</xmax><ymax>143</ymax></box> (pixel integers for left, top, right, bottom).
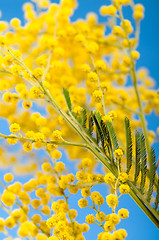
<box><xmin>146</xmin><ymin>147</ymin><xmax>156</xmax><ymax>202</ymax></box>
<box><xmin>155</xmin><ymin>176</ymin><xmax>159</xmax><ymax>210</ymax></box>
<box><xmin>140</xmin><ymin>133</ymin><xmax>147</xmax><ymax>194</ymax></box>
<box><xmin>101</xmin><ymin>120</ymin><xmax>112</xmax><ymax>150</ymax></box>
<box><xmin>92</xmin><ymin>112</ymin><xmax>104</xmax><ymax>148</ymax></box>
<box><xmin>63</xmin><ymin>88</ymin><xmax>72</xmax><ymax>112</ymax></box>
<box><xmin>81</xmin><ymin>108</ymin><xmax>87</xmax><ymax>129</ymax></box>
<box><xmin>94</xmin><ymin>112</ymin><xmax>106</xmax><ymax>139</ymax></box>
<box><xmin>101</xmin><ymin>121</ymin><xmax>110</xmax><ymax>143</ymax></box>
<box><xmin>88</xmin><ymin>115</ymin><xmax>94</xmax><ymax>136</ymax></box>
<box><xmin>125</xmin><ymin>117</ymin><xmax>133</xmax><ymax>174</ymax></box>
<box><xmin>134</xmin><ymin>130</ymin><xmax>141</xmax><ymax>185</ymax></box>
<box><xmin>96</xmin><ymin>126</ymin><xmax>100</xmax><ymax>144</ymax></box>
<box><xmin>106</xmin><ymin>120</ymin><xmax>119</xmax><ymax>150</ymax></box>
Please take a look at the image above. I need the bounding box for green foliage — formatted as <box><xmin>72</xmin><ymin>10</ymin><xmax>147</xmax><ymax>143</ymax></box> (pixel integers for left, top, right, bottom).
<box><xmin>101</xmin><ymin>120</ymin><xmax>112</xmax><ymax>149</ymax></box>
<box><xmin>146</xmin><ymin>148</ymin><xmax>156</xmax><ymax>202</ymax></box>
<box><xmin>101</xmin><ymin>120</ymin><xmax>113</xmax><ymax>160</ymax></box>
<box><xmin>88</xmin><ymin>115</ymin><xmax>94</xmax><ymax>136</ymax></box>
<box><xmin>81</xmin><ymin>108</ymin><xmax>87</xmax><ymax>129</ymax></box>
<box><xmin>155</xmin><ymin>176</ymin><xmax>159</xmax><ymax>210</ymax></box>
<box><xmin>134</xmin><ymin>131</ymin><xmax>141</xmax><ymax>185</ymax></box>
<box><xmin>63</xmin><ymin>88</ymin><xmax>72</xmax><ymax>112</ymax></box>
<box><xmin>91</xmin><ymin>111</ymin><xmax>105</xmax><ymax>152</ymax></box>
<box><xmin>140</xmin><ymin>134</ymin><xmax>147</xmax><ymax>194</ymax></box>
<box><xmin>106</xmin><ymin>120</ymin><xmax>119</xmax><ymax>151</ymax></box>
<box><xmin>125</xmin><ymin>117</ymin><xmax>133</xmax><ymax>174</ymax></box>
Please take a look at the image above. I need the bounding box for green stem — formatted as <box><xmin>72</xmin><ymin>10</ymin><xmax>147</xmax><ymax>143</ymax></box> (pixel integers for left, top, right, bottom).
<box><xmin>88</xmin><ymin>205</ymin><xmax>105</xmax><ymax>230</ymax></box>
<box><xmin>71</xmin><ymin>181</ymin><xmax>104</xmax><ymax>188</ymax></box>
<box><xmin>0</xmin><ymin>69</ymin><xmax>13</xmax><ymax>74</ymax></box>
<box><xmin>0</xmin><ymin>133</ymin><xmax>88</xmax><ymax>148</ymax></box>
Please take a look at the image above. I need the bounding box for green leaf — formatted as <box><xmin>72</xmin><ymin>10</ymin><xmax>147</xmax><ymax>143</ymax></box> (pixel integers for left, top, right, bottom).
<box><xmin>92</xmin><ymin>112</ymin><xmax>104</xmax><ymax>149</ymax></box>
<box><xmin>94</xmin><ymin>112</ymin><xmax>105</xmax><ymax>138</ymax></box>
<box><xmin>140</xmin><ymin>133</ymin><xmax>147</xmax><ymax>194</ymax></box>
<box><xmin>101</xmin><ymin>120</ymin><xmax>111</xmax><ymax>147</ymax></box>
<box><xmin>146</xmin><ymin>147</ymin><xmax>156</xmax><ymax>202</ymax></box>
<box><xmin>77</xmin><ymin>117</ymin><xmax>82</xmax><ymax>124</ymax></box>
<box><xmin>72</xmin><ymin>112</ymin><xmax>77</xmax><ymax>119</ymax></box>
<box><xmin>96</xmin><ymin>125</ymin><xmax>100</xmax><ymax>144</ymax></box>
<box><xmin>134</xmin><ymin>130</ymin><xmax>141</xmax><ymax>185</ymax></box>
<box><xmin>125</xmin><ymin>117</ymin><xmax>133</xmax><ymax>174</ymax></box>
<box><xmin>106</xmin><ymin>120</ymin><xmax>119</xmax><ymax>151</ymax></box>
<box><xmin>155</xmin><ymin>176</ymin><xmax>159</xmax><ymax>210</ymax></box>
<box><xmin>81</xmin><ymin>108</ymin><xmax>87</xmax><ymax>129</ymax></box>
<box><xmin>101</xmin><ymin>120</ymin><xmax>112</xmax><ymax>149</ymax></box>
<box><xmin>63</xmin><ymin>88</ymin><xmax>72</xmax><ymax>112</ymax></box>
<box><xmin>88</xmin><ymin>115</ymin><xmax>94</xmax><ymax>136</ymax></box>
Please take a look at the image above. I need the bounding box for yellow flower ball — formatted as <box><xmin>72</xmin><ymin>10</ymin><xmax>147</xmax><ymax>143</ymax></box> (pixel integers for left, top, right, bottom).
<box><xmin>51</xmin><ymin>150</ymin><xmax>62</xmax><ymax>159</ymax></box>
<box><xmin>23</xmin><ymin>142</ymin><xmax>33</xmax><ymax>152</ymax></box>
<box><xmin>104</xmin><ymin>173</ymin><xmax>116</xmax><ymax>185</ymax></box>
<box><xmin>1</xmin><ymin>190</ymin><xmax>16</xmax><ymax>207</ymax></box>
<box><xmin>85</xmin><ymin>214</ymin><xmax>96</xmax><ymax>224</ymax></box>
<box><xmin>10</xmin><ymin>18</ymin><xmax>21</xmax><ymax>28</ymax></box>
<box><xmin>119</xmin><ymin>172</ymin><xmax>128</xmax><ymax>183</ymax></box>
<box><xmin>119</xmin><ymin>184</ymin><xmax>130</xmax><ymax>194</ymax></box>
<box><xmin>100</xmin><ymin>5</ymin><xmax>117</xmax><ymax>16</ymax></box>
<box><xmin>106</xmin><ymin>194</ymin><xmax>118</xmax><ymax>208</ymax></box>
<box><xmin>81</xmin><ymin>188</ymin><xmax>91</xmax><ymax>198</ymax></box>
<box><xmin>4</xmin><ymin>173</ymin><xmax>14</xmax><ymax>182</ymax></box>
<box><xmin>131</xmin><ymin>50</ymin><xmax>140</xmax><ymax>60</ymax></box>
<box><xmin>118</xmin><ymin>208</ymin><xmax>129</xmax><ymax>219</ymax></box>
<box><xmin>22</xmin><ymin>101</ymin><xmax>32</xmax><ymax>109</ymax></box>
<box><xmin>10</xmin><ymin>123</ymin><xmax>20</xmax><ymax>134</ymax></box>
<box><xmin>92</xmin><ymin>90</ymin><xmax>103</xmax><ymax>102</ymax></box>
<box><xmin>54</xmin><ymin>162</ymin><xmax>65</xmax><ymax>172</ymax></box>
<box><xmin>42</xmin><ymin>162</ymin><xmax>52</xmax><ymax>172</ymax></box>
<box><xmin>78</xmin><ymin>198</ymin><xmax>88</xmax><ymax>208</ymax></box>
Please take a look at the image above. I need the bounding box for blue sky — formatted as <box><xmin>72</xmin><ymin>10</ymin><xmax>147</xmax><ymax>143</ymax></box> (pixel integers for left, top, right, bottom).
<box><xmin>0</xmin><ymin>0</ymin><xmax>159</xmax><ymax>239</ymax></box>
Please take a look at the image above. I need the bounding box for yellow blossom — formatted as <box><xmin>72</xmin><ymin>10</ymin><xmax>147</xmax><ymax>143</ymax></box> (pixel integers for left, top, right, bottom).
<box><xmin>118</xmin><ymin>208</ymin><xmax>129</xmax><ymax>219</ymax></box>
<box><xmin>4</xmin><ymin>173</ymin><xmax>14</xmax><ymax>182</ymax></box>
<box><xmin>104</xmin><ymin>173</ymin><xmax>116</xmax><ymax>185</ymax></box>
<box><xmin>119</xmin><ymin>184</ymin><xmax>130</xmax><ymax>194</ymax></box>
<box><xmin>85</xmin><ymin>214</ymin><xmax>96</xmax><ymax>224</ymax></box>
<box><xmin>106</xmin><ymin>194</ymin><xmax>118</xmax><ymax>208</ymax></box>
<box><xmin>92</xmin><ymin>90</ymin><xmax>103</xmax><ymax>102</ymax></box>
<box><xmin>100</xmin><ymin>5</ymin><xmax>117</xmax><ymax>16</ymax></box>
<box><xmin>1</xmin><ymin>190</ymin><xmax>16</xmax><ymax>206</ymax></box>
<box><xmin>23</xmin><ymin>142</ymin><xmax>33</xmax><ymax>152</ymax></box>
<box><xmin>119</xmin><ymin>172</ymin><xmax>128</xmax><ymax>183</ymax></box>
<box><xmin>10</xmin><ymin>123</ymin><xmax>20</xmax><ymax>134</ymax></box>
<box><xmin>78</xmin><ymin>198</ymin><xmax>88</xmax><ymax>208</ymax></box>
